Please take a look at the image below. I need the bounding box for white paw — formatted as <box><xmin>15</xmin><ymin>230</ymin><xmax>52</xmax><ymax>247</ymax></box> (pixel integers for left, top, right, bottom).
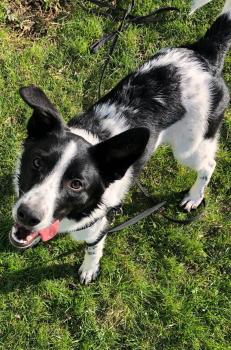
<box><xmin>78</xmin><ymin>263</ymin><xmax>100</xmax><ymax>285</ymax></box>
<box><xmin>180</xmin><ymin>193</ymin><xmax>204</xmax><ymax>212</ymax></box>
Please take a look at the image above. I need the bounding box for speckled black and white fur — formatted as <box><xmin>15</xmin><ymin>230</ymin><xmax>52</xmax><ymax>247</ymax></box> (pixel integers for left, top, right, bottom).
<box><xmin>12</xmin><ymin>2</ymin><xmax>231</xmax><ymax>284</ymax></box>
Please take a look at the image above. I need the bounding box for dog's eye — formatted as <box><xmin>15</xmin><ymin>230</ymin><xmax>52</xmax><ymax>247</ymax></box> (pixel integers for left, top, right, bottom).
<box><xmin>32</xmin><ymin>157</ymin><xmax>42</xmax><ymax>170</ymax></box>
<box><xmin>68</xmin><ymin>179</ymin><xmax>83</xmax><ymax>192</ymax></box>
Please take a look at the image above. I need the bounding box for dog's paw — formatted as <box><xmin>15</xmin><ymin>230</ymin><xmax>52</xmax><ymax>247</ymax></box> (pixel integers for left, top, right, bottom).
<box><xmin>78</xmin><ymin>263</ymin><xmax>100</xmax><ymax>285</ymax></box>
<box><xmin>180</xmin><ymin>193</ymin><xmax>203</xmax><ymax>212</ymax></box>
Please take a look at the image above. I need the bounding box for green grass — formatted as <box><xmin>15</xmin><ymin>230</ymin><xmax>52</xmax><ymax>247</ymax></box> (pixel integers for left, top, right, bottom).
<box><xmin>0</xmin><ymin>0</ymin><xmax>230</xmax><ymax>349</ymax></box>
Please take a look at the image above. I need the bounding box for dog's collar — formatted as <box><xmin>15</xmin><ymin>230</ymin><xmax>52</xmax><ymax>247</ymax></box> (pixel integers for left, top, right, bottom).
<box><xmin>68</xmin><ymin>217</ymin><xmax>102</xmax><ymax>233</ymax></box>
<box><xmin>68</xmin><ymin>205</ymin><xmax>122</xmax><ymax>233</ymax></box>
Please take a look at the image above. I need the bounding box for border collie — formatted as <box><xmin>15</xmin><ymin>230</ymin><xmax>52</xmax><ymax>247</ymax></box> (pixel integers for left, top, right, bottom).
<box><xmin>10</xmin><ymin>2</ymin><xmax>231</xmax><ymax>284</ymax></box>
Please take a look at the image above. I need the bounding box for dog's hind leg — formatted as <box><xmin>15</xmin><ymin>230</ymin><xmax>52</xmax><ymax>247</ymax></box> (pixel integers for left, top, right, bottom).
<box><xmin>177</xmin><ymin>137</ymin><xmax>218</xmax><ymax>211</ymax></box>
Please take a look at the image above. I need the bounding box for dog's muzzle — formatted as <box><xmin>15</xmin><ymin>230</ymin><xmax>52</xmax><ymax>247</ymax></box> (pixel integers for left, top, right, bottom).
<box><xmin>9</xmin><ymin>221</ymin><xmax>60</xmax><ymax>249</ymax></box>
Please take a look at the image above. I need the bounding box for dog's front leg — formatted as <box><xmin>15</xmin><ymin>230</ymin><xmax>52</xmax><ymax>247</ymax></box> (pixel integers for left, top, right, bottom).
<box><xmin>78</xmin><ymin>236</ymin><xmax>106</xmax><ymax>284</ymax></box>
<box><xmin>75</xmin><ymin>216</ymin><xmax>108</xmax><ymax>284</ymax></box>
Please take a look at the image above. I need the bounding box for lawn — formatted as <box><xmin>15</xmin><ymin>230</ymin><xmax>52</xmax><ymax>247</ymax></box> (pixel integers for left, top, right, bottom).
<box><xmin>0</xmin><ymin>0</ymin><xmax>230</xmax><ymax>349</ymax></box>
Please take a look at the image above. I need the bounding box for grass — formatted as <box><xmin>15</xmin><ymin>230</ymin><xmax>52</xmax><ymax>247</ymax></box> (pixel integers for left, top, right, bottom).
<box><xmin>0</xmin><ymin>0</ymin><xmax>230</xmax><ymax>349</ymax></box>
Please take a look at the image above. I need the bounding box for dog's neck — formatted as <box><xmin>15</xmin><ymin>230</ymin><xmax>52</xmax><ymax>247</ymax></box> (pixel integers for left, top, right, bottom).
<box><xmin>68</xmin><ymin>100</ymin><xmax>131</xmax><ymax>143</ymax></box>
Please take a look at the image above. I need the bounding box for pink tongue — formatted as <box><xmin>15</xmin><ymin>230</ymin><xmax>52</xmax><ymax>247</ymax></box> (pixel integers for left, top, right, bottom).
<box><xmin>38</xmin><ymin>220</ymin><xmax>60</xmax><ymax>242</ymax></box>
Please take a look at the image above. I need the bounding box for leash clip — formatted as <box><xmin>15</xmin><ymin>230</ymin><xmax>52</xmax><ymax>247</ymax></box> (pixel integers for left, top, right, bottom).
<box><xmin>106</xmin><ymin>205</ymin><xmax>123</xmax><ymax>224</ymax></box>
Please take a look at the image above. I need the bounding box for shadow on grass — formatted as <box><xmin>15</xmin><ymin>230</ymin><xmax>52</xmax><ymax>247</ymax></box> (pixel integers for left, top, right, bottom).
<box><xmin>0</xmin><ymin>262</ymin><xmax>79</xmax><ymax>294</ymax></box>
<box><xmin>220</xmin><ymin>119</ymin><xmax>230</xmax><ymax>150</ymax></box>
<box><xmin>0</xmin><ymin>173</ymin><xmax>15</xmax><ymax>251</ymax></box>
<box><xmin>0</xmin><ymin>173</ymin><xmax>14</xmax><ymax>202</ymax></box>
<box><xmin>128</xmin><ymin>186</ymin><xmax>188</xmax><ymax>213</ymax></box>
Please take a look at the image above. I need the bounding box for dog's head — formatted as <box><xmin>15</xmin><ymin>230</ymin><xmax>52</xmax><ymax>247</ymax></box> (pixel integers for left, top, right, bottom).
<box><xmin>10</xmin><ymin>85</ymin><xmax>149</xmax><ymax>248</ymax></box>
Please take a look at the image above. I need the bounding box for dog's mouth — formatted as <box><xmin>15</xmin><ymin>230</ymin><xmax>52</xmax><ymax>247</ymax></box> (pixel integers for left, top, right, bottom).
<box><xmin>9</xmin><ymin>221</ymin><xmax>60</xmax><ymax>249</ymax></box>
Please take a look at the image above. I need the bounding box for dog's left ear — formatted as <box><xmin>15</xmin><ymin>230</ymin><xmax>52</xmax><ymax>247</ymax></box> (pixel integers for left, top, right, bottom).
<box><xmin>89</xmin><ymin>127</ymin><xmax>150</xmax><ymax>184</ymax></box>
<box><xmin>19</xmin><ymin>85</ymin><xmax>64</xmax><ymax>138</ymax></box>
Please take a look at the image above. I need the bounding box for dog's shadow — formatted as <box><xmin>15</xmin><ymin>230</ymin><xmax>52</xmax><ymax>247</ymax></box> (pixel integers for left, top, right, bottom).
<box><xmin>0</xmin><ymin>173</ymin><xmax>14</xmax><ymax>201</ymax></box>
<box><xmin>0</xmin><ymin>262</ymin><xmax>80</xmax><ymax>295</ymax></box>
<box><xmin>0</xmin><ymin>173</ymin><xmax>16</xmax><ymax>252</ymax></box>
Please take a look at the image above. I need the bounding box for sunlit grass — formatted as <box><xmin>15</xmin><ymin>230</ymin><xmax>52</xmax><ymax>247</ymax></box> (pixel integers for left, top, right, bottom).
<box><xmin>0</xmin><ymin>1</ymin><xmax>230</xmax><ymax>349</ymax></box>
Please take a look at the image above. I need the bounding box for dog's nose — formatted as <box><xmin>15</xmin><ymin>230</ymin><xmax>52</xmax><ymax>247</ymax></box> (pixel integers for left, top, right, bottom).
<box><xmin>17</xmin><ymin>204</ymin><xmax>41</xmax><ymax>227</ymax></box>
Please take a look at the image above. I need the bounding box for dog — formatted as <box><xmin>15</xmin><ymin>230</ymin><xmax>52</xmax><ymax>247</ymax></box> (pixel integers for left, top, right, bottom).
<box><xmin>10</xmin><ymin>2</ymin><xmax>231</xmax><ymax>284</ymax></box>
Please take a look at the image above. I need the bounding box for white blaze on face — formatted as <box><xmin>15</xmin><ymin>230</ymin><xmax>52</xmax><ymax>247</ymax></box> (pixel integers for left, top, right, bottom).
<box><xmin>12</xmin><ymin>141</ymin><xmax>77</xmax><ymax>229</ymax></box>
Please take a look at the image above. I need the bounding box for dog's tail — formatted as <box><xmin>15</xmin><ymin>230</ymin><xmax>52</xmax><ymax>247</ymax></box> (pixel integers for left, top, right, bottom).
<box><xmin>188</xmin><ymin>0</ymin><xmax>231</xmax><ymax>73</ymax></box>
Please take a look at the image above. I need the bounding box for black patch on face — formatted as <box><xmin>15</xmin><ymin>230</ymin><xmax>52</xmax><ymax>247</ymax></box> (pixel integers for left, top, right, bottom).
<box><xmin>18</xmin><ymin>131</ymin><xmax>105</xmax><ymax>222</ymax></box>
<box><xmin>54</xmin><ymin>150</ymin><xmax>105</xmax><ymax>222</ymax></box>
<box><xmin>54</xmin><ymin>128</ymin><xmax>149</xmax><ymax>220</ymax></box>
<box><xmin>19</xmin><ymin>133</ymin><xmax>64</xmax><ymax>194</ymax></box>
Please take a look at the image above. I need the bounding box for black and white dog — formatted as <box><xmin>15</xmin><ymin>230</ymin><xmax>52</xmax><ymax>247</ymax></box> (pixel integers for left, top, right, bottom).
<box><xmin>10</xmin><ymin>2</ymin><xmax>231</xmax><ymax>283</ymax></box>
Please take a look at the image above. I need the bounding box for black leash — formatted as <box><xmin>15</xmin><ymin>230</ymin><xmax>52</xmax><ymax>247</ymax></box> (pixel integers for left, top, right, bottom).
<box><xmin>136</xmin><ymin>180</ymin><xmax>206</xmax><ymax>225</ymax></box>
<box><xmin>79</xmin><ymin>1</ymin><xmax>179</xmax><ymax>98</ymax></box>
<box><xmin>86</xmin><ymin>181</ymin><xmax>206</xmax><ymax>248</ymax></box>
<box><xmin>86</xmin><ymin>200</ymin><xmax>166</xmax><ymax>247</ymax></box>
<box><xmin>89</xmin><ymin>6</ymin><xmax>180</xmax><ymax>54</ymax></box>
<box><xmin>97</xmin><ymin>0</ymin><xmax>135</xmax><ymax>98</ymax></box>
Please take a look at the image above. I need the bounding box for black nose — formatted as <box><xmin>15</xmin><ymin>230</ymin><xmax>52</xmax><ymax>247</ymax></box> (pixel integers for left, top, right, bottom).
<box><xmin>17</xmin><ymin>204</ymin><xmax>41</xmax><ymax>227</ymax></box>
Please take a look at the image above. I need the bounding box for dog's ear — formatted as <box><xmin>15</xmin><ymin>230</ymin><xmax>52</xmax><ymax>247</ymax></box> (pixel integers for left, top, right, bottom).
<box><xmin>89</xmin><ymin>127</ymin><xmax>150</xmax><ymax>184</ymax></box>
<box><xmin>19</xmin><ymin>85</ymin><xmax>64</xmax><ymax>138</ymax></box>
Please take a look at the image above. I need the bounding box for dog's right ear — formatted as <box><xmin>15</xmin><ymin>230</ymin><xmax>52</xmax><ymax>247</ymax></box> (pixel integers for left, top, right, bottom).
<box><xmin>19</xmin><ymin>85</ymin><xmax>64</xmax><ymax>138</ymax></box>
